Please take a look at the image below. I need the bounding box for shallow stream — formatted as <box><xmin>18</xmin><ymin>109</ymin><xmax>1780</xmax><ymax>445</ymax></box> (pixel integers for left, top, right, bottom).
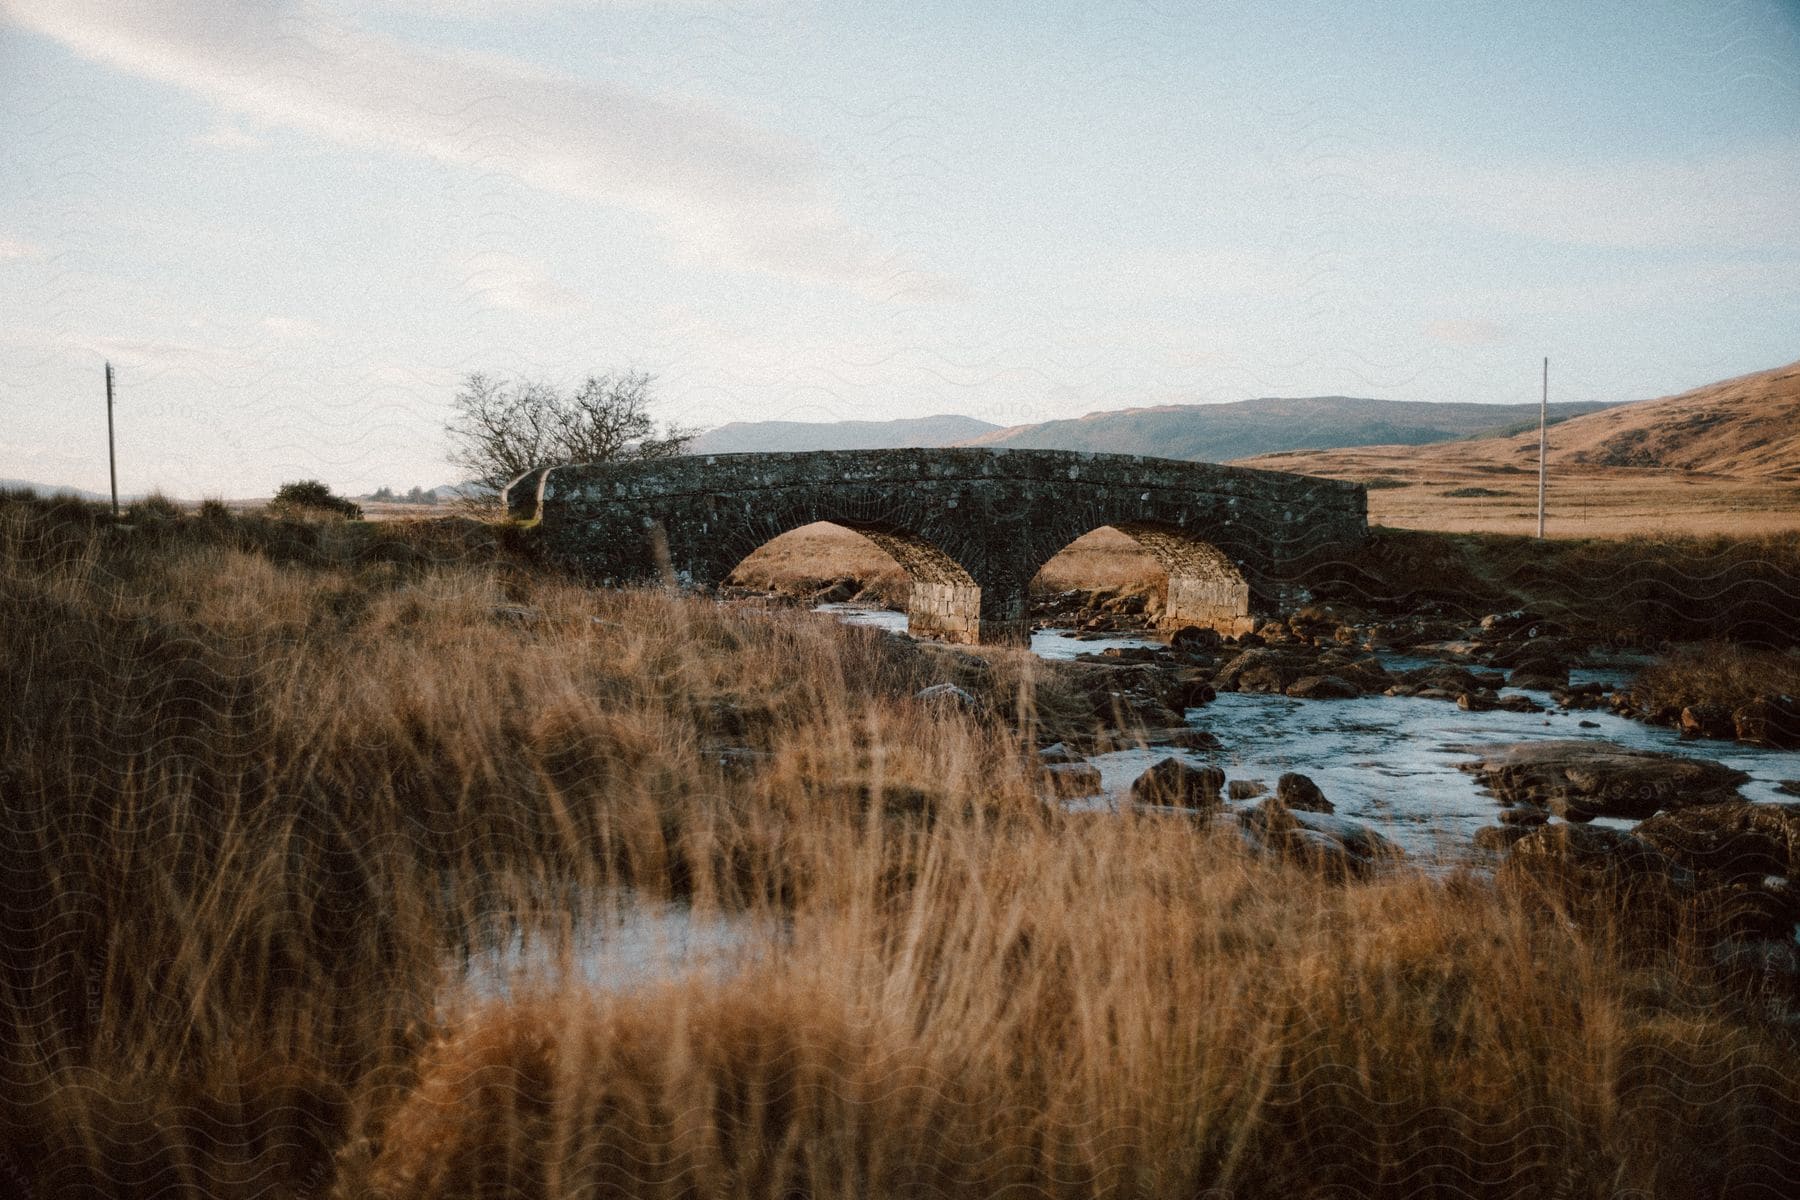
<box><xmin>819</xmin><ymin>602</ymin><xmax>1800</xmax><ymax>861</ymax></box>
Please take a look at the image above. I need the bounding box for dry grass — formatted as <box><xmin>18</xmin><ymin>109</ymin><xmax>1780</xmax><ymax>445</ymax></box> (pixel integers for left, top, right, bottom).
<box><xmin>1631</xmin><ymin>643</ymin><xmax>1800</xmax><ymax>715</ymax></box>
<box><xmin>1235</xmin><ymin>453</ymin><xmax>1800</xmax><ymax>538</ymax></box>
<box><xmin>369</xmin><ymin>822</ymin><xmax>1800</xmax><ymax>1199</ymax></box>
<box><xmin>2</xmin><ymin>490</ymin><xmax>1797</xmax><ymax>1198</ymax></box>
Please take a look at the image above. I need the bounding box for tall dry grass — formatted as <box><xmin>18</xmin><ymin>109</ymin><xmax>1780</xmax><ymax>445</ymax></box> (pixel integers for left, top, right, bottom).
<box><xmin>1630</xmin><ymin>643</ymin><xmax>1800</xmax><ymax>717</ymax></box>
<box><xmin>370</xmin><ymin>816</ymin><xmax>1800</xmax><ymax>1198</ymax></box>
<box><xmin>2</xmin><ymin>491</ymin><xmax>1797</xmax><ymax>1198</ymax></box>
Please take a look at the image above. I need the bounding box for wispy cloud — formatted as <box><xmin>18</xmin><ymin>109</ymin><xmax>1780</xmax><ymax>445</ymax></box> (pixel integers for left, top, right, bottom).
<box><xmin>0</xmin><ymin>235</ymin><xmax>45</xmax><ymax>260</ymax></box>
<box><xmin>457</xmin><ymin>253</ymin><xmax>586</xmax><ymax>313</ymax></box>
<box><xmin>4</xmin><ymin>0</ymin><xmax>895</xmax><ymax>288</ymax></box>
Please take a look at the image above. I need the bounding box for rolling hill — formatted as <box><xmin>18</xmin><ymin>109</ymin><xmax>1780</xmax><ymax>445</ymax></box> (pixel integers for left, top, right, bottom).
<box><xmin>1238</xmin><ymin>359</ymin><xmax>1800</xmax><ymax>482</ymax></box>
<box><xmin>955</xmin><ymin>397</ymin><xmax>1615</xmax><ymax>461</ymax></box>
<box><xmin>1230</xmin><ymin>360</ymin><xmax>1800</xmax><ymax>537</ymax></box>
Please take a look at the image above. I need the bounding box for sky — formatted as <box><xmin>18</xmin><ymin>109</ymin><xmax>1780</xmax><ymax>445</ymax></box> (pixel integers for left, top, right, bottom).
<box><xmin>2</xmin><ymin>0</ymin><xmax>1797</xmax><ymax>497</ymax></box>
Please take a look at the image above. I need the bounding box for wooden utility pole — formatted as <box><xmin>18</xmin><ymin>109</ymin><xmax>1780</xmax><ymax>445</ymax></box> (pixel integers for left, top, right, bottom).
<box><xmin>1536</xmin><ymin>356</ymin><xmax>1547</xmax><ymax>539</ymax></box>
<box><xmin>105</xmin><ymin>360</ymin><xmax>119</xmax><ymax>519</ymax></box>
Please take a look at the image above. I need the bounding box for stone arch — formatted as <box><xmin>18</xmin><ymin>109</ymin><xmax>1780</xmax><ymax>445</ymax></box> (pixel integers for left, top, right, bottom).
<box><xmin>1021</xmin><ymin>520</ymin><xmax>1255</xmax><ymax>637</ymax></box>
<box><xmin>714</xmin><ymin>510</ymin><xmax>985</xmax><ymax>644</ymax></box>
<box><xmin>1111</xmin><ymin>522</ymin><xmax>1254</xmax><ymax>635</ymax></box>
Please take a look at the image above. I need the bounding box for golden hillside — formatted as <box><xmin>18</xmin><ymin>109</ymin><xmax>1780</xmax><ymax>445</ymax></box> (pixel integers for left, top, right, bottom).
<box><xmin>1236</xmin><ymin>359</ymin><xmax>1800</xmax><ymax>536</ymax></box>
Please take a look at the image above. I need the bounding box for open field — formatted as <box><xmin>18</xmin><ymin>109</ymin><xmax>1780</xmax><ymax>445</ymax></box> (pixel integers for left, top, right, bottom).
<box><xmin>1236</xmin><ymin>453</ymin><xmax>1800</xmax><ymax>537</ymax></box>
<box><xmin>5</xmin><ymin>491</ymin><xmax>1799</xmax><ymax>1196</ymax></box>
<box><xmin>1236</xmin><ymin>359</ymin><xmax>1800</xmax><ymax>537</ymax></box>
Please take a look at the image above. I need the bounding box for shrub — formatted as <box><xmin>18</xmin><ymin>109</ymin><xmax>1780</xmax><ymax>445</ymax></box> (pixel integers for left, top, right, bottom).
<box><xmin>269</xmin><ymin>479</ymin><xmax>362</xmax><ymax>520</ymax></box>
<box><xmin>128</xmin><ymin>491</ymin><xmax>183</xmax><ymax>522</ymax></box>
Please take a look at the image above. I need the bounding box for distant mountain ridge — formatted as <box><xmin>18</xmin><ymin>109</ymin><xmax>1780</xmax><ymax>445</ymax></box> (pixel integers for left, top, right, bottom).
<box><xmin>1</xmin><ymin>479</ymin><xmax>137</xmax><ymax>503</ymax></box>
<box><xmin>687</xmin><ymin>399</ymin><xmax>1617</xmax><ymax>462</ymax></box>
<box><xmin>689</xmin><ymin>414</ymin><xmax>999</xmax><ymax>454</ymax></box>
<box><xmin>955</xmin><ymin>396</ymin><xmax>1616</xmax><ymax>461</ymax></box>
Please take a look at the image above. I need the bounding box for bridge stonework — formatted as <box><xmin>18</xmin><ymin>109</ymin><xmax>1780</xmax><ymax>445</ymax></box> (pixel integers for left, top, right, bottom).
<box><xmin>506</xmin><ymin>449</ymin><xmax>1367</xmax><ymax>645</ymax></box>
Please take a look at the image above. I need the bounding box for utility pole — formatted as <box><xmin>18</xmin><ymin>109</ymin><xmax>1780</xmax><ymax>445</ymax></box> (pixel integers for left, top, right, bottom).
<box><xmin>1536</xmin><ymin>356</ymin><xmax>1547</xmax><ymax>539</ymax></box>
<box><xmin>105</xmin><ymin>360</ymin><xmax>119</xmax><ymax>519</ymax></box>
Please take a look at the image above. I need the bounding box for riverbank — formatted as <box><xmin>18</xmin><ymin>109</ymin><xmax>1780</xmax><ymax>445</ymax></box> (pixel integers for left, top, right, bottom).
<box><xmin>4</xmin><ymin>491</ymin><xmax>1798</xmax><ymax>1196</ymax></box>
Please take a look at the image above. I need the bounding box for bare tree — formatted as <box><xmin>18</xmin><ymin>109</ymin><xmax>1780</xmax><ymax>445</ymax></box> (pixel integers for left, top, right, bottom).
<box><xmin>446</xmin><ymin>370</ymin><xmax>696</xmax><ymax>501</ymax></box>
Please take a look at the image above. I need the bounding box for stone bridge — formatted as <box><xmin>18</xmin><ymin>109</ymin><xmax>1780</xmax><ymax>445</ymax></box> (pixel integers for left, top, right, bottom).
<box><xmin>505</xmin><ymin>449</ymin><xmax>1367</xmax><ymax>645</ymax></box>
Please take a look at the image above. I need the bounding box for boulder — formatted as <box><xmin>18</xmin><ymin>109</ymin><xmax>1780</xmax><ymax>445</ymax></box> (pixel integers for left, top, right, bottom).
<box><xmin>1733</xmin><ymin>695</ymin><xmax>1800</xmax><ymax>748</ymax></box>
<box><xmin>1509</xmin><ymin>667</ymin><xmax>1570</xmax><ymax>692</ymax></box>
<box><xmin>1402</xmin><ymin>664</ymin><xmax>1506</xmax><ymax>696</ymax></box>
<box><xmin>1037</xmin><ymin>742</ymin><xmax>1085</xmax><ymax>765</ymax></box>
<box><xmin>1496</xmin><ymin>693</ymin><xmax>1544</xmax><ymax>713</ymax></box>
<box><xmin>1285</xmin><ymin>674</ymin><xmax>1361</xmax><ymax>700</ymax></box>
<box><xmin>1496</xmin><ymin>805</ymin><xmax>1549</xmax><ymax>826</ymax></box>
<box><xmin>1288</xmin><ymin>604</ymin><xmax>1358</xmax><ymax>642</ymax></box>
<box><xmin>914</xmin><ymin>682</ymin><xmax>983</xmax><ymax>714</ymax></box>
<box><xmin>1131</xmin><ymin>727</ymin><xmax>1225</xmax><ymax>752</ymax></box>
<box><xmin>812</xmin><ymin>578</ymin><xmax>858</xmax><ymax>604</ymax></box>
<box><xmin>1415</xmin><ymin>639</ymin><xmax>1486</xmax><ymax>661</ymax></box>
<box><xmin>1679</xmin><ymin>703</ymin><xmax>1736</xmax><ymax>741</ymax></box>
<box><xmin>1240</xmin><ymin>799</ymin><xmax>1402</xmax><ymax>879</ymax></box>
<box><xmin>1172</xmin><ymin>669</ymin><xmax>1218</xmax><ymax>708</ymax></box>
<box><xmin>1215</xmin><ymin>648</ymin><xmax>1316</xmax><ymax>695</ymax></box>
<box><xmin>1498</xmin><ymin>824</ymin><xmax>1688</xmax><ymax>907</ymax></box>
<box><xmin>1457</xmin><ymin>691</ymin><xmax>1497</xmax><ymax>712</ymax></box>
<box><xmin>1489</xmin><ymin>637</ymin><xmax>1578</xmax><ymax>668</ymax></box>
<box><xmin>1038</xmin><ymin>762</ymin><xmax>1104</xmax><ymax>799</ymax></box>
<box><xmin>1689</xmin><ymin>880</ymin><xmax>1800</xmax><ymax>943</ymax></box>
<box><xmin>1481</xmin><ymin>609</ymin><xmax>1537</xmax><ymax>633</ymax></box>
<box><xmin>1317</xmin><ymin>655</ymin><xmax>1394</xmax><ymax>692</ymax></box>
<box><xmin>1460</xmin><ymin>740</ymin><xmax>1748</xmax><ymax>821</ymax></box>
<box><xmin>1226</xmin><ymin>779</ymin><xmax>1267</xmax><ymax>800</ymax></box>
<box><xmin>1633</xmin><ymin>801</ymin><xmax>1800</xmax><ymax>879</ymax></box>
<box><xmin>1709</xmin><ymin>937</ymin><xmax>1800</xmax><ymax>999</ymax></box>
<box><xmin>1128</xmin><ymin>757</ymin><xmax>1224</xmax><ymax>809</ymax></box>
<box><xmin>1553</xmin><ymin>682</ymin><xmax>1609</xmax><ymax>711</ymax></box>
<box><xmin>1170</xmin><ymin>625</ymin><xmax>1223</xmax><ymax>652</ymax></box>
<box><xmin>1275</xmin><ymin>772</ymin><xmax>1334</xmax><ymax>813</ymax></box>
<box><xmin>1474</xmin><ymin>824</ymin><xmax>1533</xmax><ymax>853</ymax></box>
<box><xmin>1094</xmin><ymin>646</ymin><xmax>1167</xmax><ymax>663</ymax></box>
<box><xmin>1054</xmin><ymin>662</ymin><xmax>1186</xmax><ymax>729</ymax></box>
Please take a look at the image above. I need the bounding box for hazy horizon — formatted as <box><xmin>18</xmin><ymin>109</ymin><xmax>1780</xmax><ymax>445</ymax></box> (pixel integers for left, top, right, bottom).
<box><xmin>3</xmin><ymin>0</ymin><xmax>1797</xmax><ymax>496</ymax></box>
